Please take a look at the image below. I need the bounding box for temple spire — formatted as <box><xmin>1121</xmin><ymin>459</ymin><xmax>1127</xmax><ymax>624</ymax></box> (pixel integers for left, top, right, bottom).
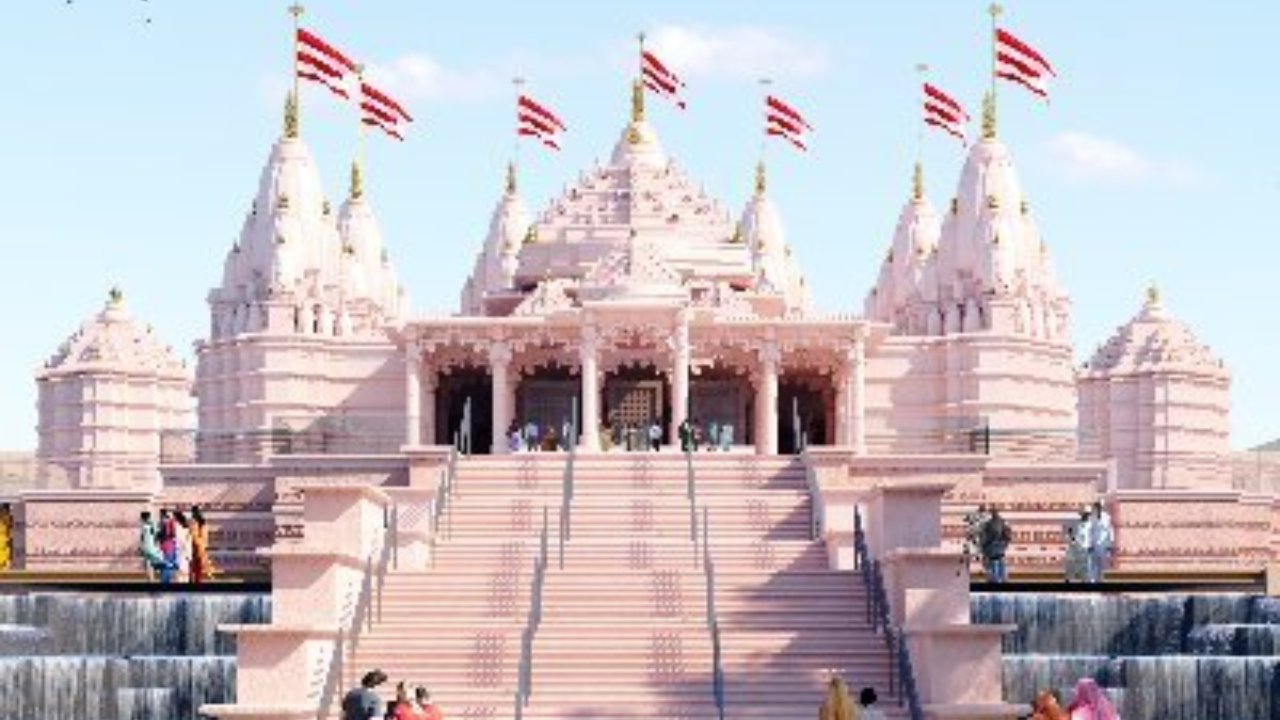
<box><xmin>986</xmin><ymin>3</ymin><xmax>1002</xmax><ymax>139</ymax></box>
<box><xmin>912</xmin><ymin>161</ymin><xmax>924</xmax><ymax>201</ymax></box>
<box><xmin>981</xmin><ymin>91</ymin><xmax>997</xmax><ymax>140</ymax></box>
<box><xmin>631</xmin><ymin>32</ymin><xmax>647</xmax><ymax>123</ymax></box>
<box><xmin>755</xmin><ymin>160</ymin><xmax>767</xmax><ymax>195</ymax></box>
<box><xmin>286</xmin><ymin>3</ymin><xmax>305</xmax><ymax>138</ymax></box>
<box><xmin>505</xmin><ymin>160</ymin><xmax>517</xmax><ymax>195</ymax></box>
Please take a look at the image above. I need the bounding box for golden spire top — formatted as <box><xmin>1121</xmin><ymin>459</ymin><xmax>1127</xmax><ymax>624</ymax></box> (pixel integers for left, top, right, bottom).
<box><xmin>981</xmin><ymin>91</ymin><xmax>997</xmax><ymax>140</ymax></box>
<box><xmin>912</xmin><ymin>161</ymin><xmax>924</xmax><ymax>201</ymax></box>
<box><xmin>755</xmin><ymin>160</ymin><xmax>767</xmax><ymax>195</ymax></box>
<box><xmin>108</xmin><ymin>286</ymin><xmax>123</xmax><ymax>306</ymax></box>
<box><xmin>630</xmin><ymin>79</ymin><xmax>646</xmax><ymax>124</ymax></box>
<box><xmin>505</xmin><ymin>160</ymin><xmax>517</xmax><ymax>194</ymax></box>
<box><xmin>1145</xmin><ymin>282</ymin><xmax>1161</xmax><ymax>307</ymax></box>
<box><xmin>350</xmin><ymin>159</ymin><xmax>364</xmax><ymax>200</ymax></box>
<box><xmin>284</xmin><ymin>90</ymin><xmax>299</xmax><ymax>139</ymax></box>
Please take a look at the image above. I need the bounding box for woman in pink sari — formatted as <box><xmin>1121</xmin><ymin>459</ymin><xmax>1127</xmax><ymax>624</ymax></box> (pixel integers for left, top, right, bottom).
<box><xmin>1066</xmin><ymin>679</ymin><xmax>1120</xmax><ymax>720</ymax></box>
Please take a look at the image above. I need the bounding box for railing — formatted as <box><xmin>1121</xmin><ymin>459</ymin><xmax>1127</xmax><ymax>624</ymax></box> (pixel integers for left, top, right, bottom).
<box><xmin>685</xmin><ymin>448</ymin><xmax>700</xmax><ymax>569</ymax></box>
<box><xmin>853</xmin><ymin>509</ymin><xmax>923</xmax><ymax>720</ymax></box>
<box><xmin>430</xmin><ymin>448</ymin><xmax>460</xmax><ymax>567</ymax></box>
<box><xmin>700</xmin><ymin>505</ymin><xmax>726</xmax><ymax>720</ymax></box>
<box><xmin>317</xmin><ymin>502</ymin><xmax>397</xmax><ymax>719</ymax></box>
<box><xmin>515</xmin><ymin>506</ymin><xmax>551</xmax><ymax>719</ymax></box>
<box><xmin>557</xmin><ymin>399</ymin><xmax>578</xmax><ymax>570</ymax></box>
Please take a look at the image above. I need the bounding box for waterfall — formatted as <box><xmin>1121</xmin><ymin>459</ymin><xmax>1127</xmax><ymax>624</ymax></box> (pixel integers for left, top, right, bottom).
<box><xmin>0</xmin><ymin>592</ymin><xmax>269</xmax><ymax>720</ymax></box>
<box><xmin>973</xmin><ymin>593</ymin><xmax>1280</xmax><ymax>720</ymax></box>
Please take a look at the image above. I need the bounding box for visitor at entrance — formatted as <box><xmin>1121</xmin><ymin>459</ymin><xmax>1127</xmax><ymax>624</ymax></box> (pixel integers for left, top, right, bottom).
<box><xmin>1063</xmin><ymin>510</ymin><xmax>1090</xmax><ymax>583</ymax></box>
<box><xmin>342</xmin><ymin>669</ymin><xmax>388</xmax><ymax>720</ymax></box>
<box><xmin>678</xmin><ymin>418</ymin><xmax>693</xmax><ymax>452</ymax></box>
<box><xmin>980</xmin><ymin>507</ymin><xmax>1012</xmax><ymax>583</ymax></box>
<box><xmin>156</xmin><ymin>508</ymin><xmax>178</xmax><ymax>584</ymax></box>
<box><xmin>0</xmin><ymin>503</ymin><xmax>11</xmax><ymax>571</ymax></box>
<box><xmin>1066</xmin><ymin>678</ymin><xmax>1119</xmax><ymax>720</ymax></box>
<box><xmin>190</xmin><ymin>505</ymin><xmax>216</xmax><ymax>584</ymax></box>
<box><xmin>600</xmin><ymin>421</ymin><xmax>614</xmax><ymax>451</ymax></box>
<box><xmin>648</xmin><ymin>418</ymin><xmax>662</xmax><ymax>452</ymax></box>
<box><xmin>174</xmin><ymin>510</ymin><xmax>193</xmax><ymax>583</ymax></box>
<box><xmin>541</xmin><ymin>426</ymin><xmax>559</xmax><ymax>452</ymax></box>
<box><xmin>691</xmin><ymin>418</ymin><xmax>704</xmax><ymax>451</ymax></box>
<box><xmin>508</xmin><ymin>422</ymin><xmax>523</xmax><ymax>453</ymax></box>
<box><xmin>1084</xmin><ymin>501</ymin><xmax>1114</xmax><ymax>583</ymax></box>
<box><xmin>523</xmin><ymin>420</ymin><xmax>539</xmax><ymax>452</ymax></box>
<box><xmin>857</xmin><ymin>687</ymin><xmax>884</xmax><ymax>720</ymax></box>
<box><xmin>719</xmin><ymin>424</ymin><xmax>734</xmax><ymax>451</ymax></box>
<box><xmin>707</xmin><ymin>420</ymin><xmax>720</xmax><ymax>451</ymax></box>
<box><xmin>138</xmin><ymin>511</ymin><xmax>166</xmax><ymax>580</ymax></box>
<box><xmin>561</xmin><ymin>419</ymin><xmax>574</xmax><ymax>450</ymax></box>
<box><xmin>1030</xmin><ymin>689</ymin><xmax>1068</xmax><ymax>720</ymax></box>
<box><xmin>818</xmin><ymin>674</ymin><xmax>856</xmax><ymax>720</ymax></box>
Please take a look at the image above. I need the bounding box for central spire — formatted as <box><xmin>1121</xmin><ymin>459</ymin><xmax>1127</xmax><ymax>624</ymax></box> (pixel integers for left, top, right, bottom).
<box><xmin>631</xmin><ymin>78</ymin><xmax>646</xmax><ymax>124</ymax></box>
<box><xmin>981</xmin><ymin>91</ymin><xmax>997</xmax><ymax>140</ymax></box>
<box><xmin>755</xmin><ymin>160</ymin><xmax>767</xmax><ymax>195</ymax></box>
<box><xmin>349</xmin><ymin>159</ymin><xmax>364</xmax><ymax>199</ymax></box>
<box><xmin>505</xmin><ymin>160</ymin><xmax>517</xmax><ymax>194</ymax></box>
<box><xmin>283</xmin><ymin>90</ymin><xmax>299</xmax><ymax>139</ymax></box>
<box><xmin>912</xmin><ymin>161</ymin><xmax>924</xmax><ymax>201</ymax></box>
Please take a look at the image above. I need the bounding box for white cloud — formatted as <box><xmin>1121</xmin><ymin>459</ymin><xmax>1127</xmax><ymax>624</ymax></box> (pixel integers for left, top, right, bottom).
<box><xmin>1047</xmin><ymin>131</ymin><xmax>1201</xmax><ymax>188</ymax></box>
<box><xmin>645</xmin><ymin>25</ymin><xmax>830</xmax><ymax>80</ymax></box>
<box><xmin>365</xmin><ymin>53</ymin><xmax>505</xmax><ymax>102</ymax></box>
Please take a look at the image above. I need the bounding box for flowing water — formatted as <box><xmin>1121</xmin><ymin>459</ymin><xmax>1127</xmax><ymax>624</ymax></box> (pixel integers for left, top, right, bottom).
<box><xmin>972</xmin><ymin>593</ymin><xmax>1280</xmax><ymax>720</ymax></box>
<box><xmin>0</xmin><ymin>592</ymin><xmax>270</xmax><ymax>720</ymax></box>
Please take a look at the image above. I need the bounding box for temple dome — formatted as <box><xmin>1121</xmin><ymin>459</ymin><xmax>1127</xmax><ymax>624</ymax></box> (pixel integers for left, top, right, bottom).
<box><xmin>1086</xmin><ymin>288</ymin><xmax>1227</xmax><ymax>376</ymax></box>
<box><xmin>610</xmin><ymin>120</ymin><xmax>667</xmax><ymax>168</ymax></box>
<box><xmin>43</xmin><ymin>290</ymin><xmax>187</xmax><ymax>377</ymax></box>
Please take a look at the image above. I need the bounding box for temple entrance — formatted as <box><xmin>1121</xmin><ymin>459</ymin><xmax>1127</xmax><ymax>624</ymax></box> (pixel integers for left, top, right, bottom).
<box><xmin>778</xmin><ymin>375</ymin><xmax>831</xmax><ymax>454</ymax></box>
<box><xmin>690</xmin><ymin>366</ymin><xmax>750</xmax><ymax>449</ymax></box>
<box><xmin>517</xmin><ymin>366</ymin><xmax>581</xmax><ymax>445</ymax></box>
<box><xmin>604</xmin><ymin>365</ymin><xmax>668</xmax><ymax>449</ymax></box>
<box><xmin>436</xmin><ymin>368</ymin><xmax>493</xmax><ymax>454</ymax></box>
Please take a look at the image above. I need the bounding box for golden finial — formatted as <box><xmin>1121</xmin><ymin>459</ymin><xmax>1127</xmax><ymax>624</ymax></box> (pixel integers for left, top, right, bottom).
<box><xmin>981</xmin><ymin>91</ymin><xmax>996</xmax><ymax>140</ymax></box>
<box><xmin>1146</xmin><ymin>283</ymin><xmax>1161</xmax><ymax>307</ymax></box>
<box><xmin>950</xmin><ymin>197</ymin><xmax>959</xmax><ymax>215</ymax></box>
<box><xmin>350</xmin><ymin>160</ymin><xmax>364</xmax><ymax>200</ymax></box>
<box><xmin>505</xmin><ymin>161</ymin><xmax>517</xmax><ymax>195</ymax></box>
<box><xmin>630</xmin><ymin>79</ymin><xmax>646</xmax><ymax>124</ymax></box>
<box><xmin>912</xmin><ymin>161</ymin><xmax>924</xmax><ymax>202</ymax></box>
<box><xmin>523</xmin><ymin>226</ymin><xmax>538</xmax><ymax>244</ymax></box>
<box><xmin>730</xmin><ymin>225</ymin><xmax>743</xmax><ymax>244</ymax></box>
<box><xmin>755</xmin><ymin>161</ymin><xmax>767</xmax><ymax>195</ymax></box>
<box><xmin>108</xmin><ymin>286</ymin><xmax>123</xmax><ymax>305</ymax></box>
<box><xmin>284</xmin><ymin>90</ymin><xmax>299</xmax><ymax>139</ymax></box>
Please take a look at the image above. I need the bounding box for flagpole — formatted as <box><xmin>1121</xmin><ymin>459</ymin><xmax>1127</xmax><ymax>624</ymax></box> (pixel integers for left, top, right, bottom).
<box><xmin>288</xmin><ymin>3</ymin><xmax>304</xmax><ymax>107</ymax></box>
<box><xmin>355</xmin><ymin>64</ymin><xmax>367</xmax><ymax>194</ymax></box>
<box><xmin>913</xmin><ymin>64</ymin><xmax>928</xmax><ymax>168</ymax></box>
<box><xmin>989</xmin><ymin>3</ymin><xmax>1002</xmax><ymax>117</ymax></box>
<box><xmin>758</xmin><ymin>77</ymin><xmax>772</xmax><ymax>184</ymax></box>
<box><xmin>512</xmin><ymin>76</ymin><xmax>526</xmax><ymax>183</ymax></box>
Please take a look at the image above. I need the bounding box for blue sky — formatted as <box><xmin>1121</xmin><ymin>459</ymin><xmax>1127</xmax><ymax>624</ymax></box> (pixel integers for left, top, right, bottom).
<box><xmin>0</xmin><ymin>1</ymin><xmax>1275</xmax><ymax>449</ymax></box>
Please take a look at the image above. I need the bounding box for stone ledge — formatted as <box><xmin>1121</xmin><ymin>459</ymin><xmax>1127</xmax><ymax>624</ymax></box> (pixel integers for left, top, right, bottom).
<box><xmin>199</xmin><ymin>704</ymin><xmax>317</xmax><ymax>720</ymax></box>
<box><xmin>219</xmin><ymin>623</ymin><xmax>340</xmax><ymax>639</ymax></box>
<box><xmin>258</xmin><ymin>546</ymin><xmax>366</xmax><ymax>568</ymax></box>
<box><xmin>904</xmin><ymin>622</ymin><xmax>1018</xmax><ymax>636</ymax></box>
<box><xmin>294</xmin><ymin>483</ymin><xmax>392</xmax><ymax>506</ymax></box>
<box><xmin>922</xmin><ymin>702</ymin><xmax>1027</xmax><ymax>720</ymax></box>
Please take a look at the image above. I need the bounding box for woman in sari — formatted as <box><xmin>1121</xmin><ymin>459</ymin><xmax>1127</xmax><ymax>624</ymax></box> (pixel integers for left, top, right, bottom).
<box><xmin>819</xmin><ymin>675</ymin><xmax>858</xmax><ymax>720</ymax></box>
<box><xmin>1066</xmin><ymin>678</ymin><xmax>1120</xmax><ymax>720</ymax></box>
<box><xmin>189</xmin><ymin>505</ymin><xmax>216</xmax><ymax>584</ymax></box>
<box><xmin>1031</xmin><ymin>689</ymin><xmax>1068</xmax><ymax>720</ymax></box>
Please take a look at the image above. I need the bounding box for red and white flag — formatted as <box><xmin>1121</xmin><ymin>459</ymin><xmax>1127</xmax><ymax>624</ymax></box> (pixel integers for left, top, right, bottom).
<box><xmin>765</xmin><ymin>95</ymin><xmax>812</xmax><ymax>152</ymax></box>
<box><xmin>517</xmin><ymin>94</ymin><xmax>566</xmax><ymax>151</ymax></box>
<box><xmin>360</xmin><ymin>81</ymin><xmax>413</xmax><ymax>141</ymax></box>
<box><xmin>641</xmin><ymin>50</ymin><xmax>687</xmax><ymax>109</ymax></box>
<box><xmin>295</xmin><ymin>27</ymin><xmax>357</xmax><ymax>100</ymax></box>
<box><xmin>995</xmin><ymin>28</ymin><xmax>1055</xmax><ymax>99</ymax></box>
<box><xmin>922</xmin><ymin>83</ymin><xmax>969</xmax><ymax>144</ymax></box>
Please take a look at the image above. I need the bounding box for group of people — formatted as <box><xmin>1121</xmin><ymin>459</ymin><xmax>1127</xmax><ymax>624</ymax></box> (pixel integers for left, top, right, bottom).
<box><xmin>1029</xmin><ymin>678</ymin><xmax>1120</xmax><ymax>720</ymax></box>
<box><xmin>0</xmin><ymin>502</ymin><xmax>12</xmax><ymax>571</ymax></box>
<box><xmin>964</xmin><ymin>500</ymin><xmax>1115</xmax><ymax>584</ymax></box>
<box><xmin>817</xmin><ymin>677</ymin><xmax>885</xmax><ymax>720</ymax></box>
<box><xmin>678</xmin><ymin>417</ymin><xmax>733</xmax><ymax>452</ymax></box>
<box><xmin>343</xmin><ymin>670</ymin><xmax>443</xmax><ymax>720</ymax></box>
<box><xmin>138</xmin><ymin>506</ymin><xmax>215</xmax><ymax>584</ymax></box>
<box><xmin>601</xmin><ymin>417</ymin><xmax>663</xmax><ymax>452</ymax></box>
<box><xmin>1063</xmin><ymin>502</ymin><xmax>1115</xmax><ymax>583</ymax></box>
<box><xmin>508</xmin><ymin>419</ymin><xmax>574</xmax><ymax>453</ymax></box>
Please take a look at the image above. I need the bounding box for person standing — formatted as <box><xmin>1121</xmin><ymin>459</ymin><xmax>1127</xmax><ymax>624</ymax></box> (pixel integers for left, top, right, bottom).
<box><xmin>1031</xmin><ymin>689</ymin><xmax>1069</xmax><ymax>720</ymax></box>
<box><xmin>981</xmin><ymin>507</ymin><xmax>1012</xmax><ymax>583</ymax></box>
<box><xmin>524</xmin><ymin>420</ymin><xmax>539</xmax><ymax>452</ymax></box>
<box><xmin>707</xmin><ymin>420</ymin><xmax>720</xmax><ymax>452</ymax></box>
<box><xmin>0</xmin><ymin>503</ymin><xmax>12</xmax><ymax>572</ymax></box>
<box><xmin>678</xmin><ymin>418</ymin><xmax>693</xmax><ymax>453</ymax></box>
<box><xmin>342</xmin><ymin>669</ymin><xmax>388</xmax><ymax>720</ymax></box>
<box><xmin>174</xmin><ymin>510</ymin><xmax>193</xmax><ymax>583</ymax></box>
<box><xmin>189</xmin><ymin>505</ymin><xmax>215</xmax><ymax>584</ymax></box>
<box><xmin>648</xmin><ymin>418</ymin><xmax>662</xmax><ymax>452</ymax></box>
<box><xmin>1066</xmin><ymin>678</ymin><xmax>1120</xmax><ymax>720</ymax></box>
<box><xmin>415</xmin><ymin>687</ymin><xmax>443</xmax><ymax>720</ymax></box>
<box><xmin>156</xmin><ymin>509</ymin><xmax>178</xmax><ymax>585</ymax></box>
<box><xmin>1064</xmin><ymin>510</ymin><xmax>1090</xmax><ymax>583</ymax></box>
<box><xmin>1085</xmin><ymin>501</ymin><xmax>1114</xmax><ymax>583</ymax></box>
<box><xmin>138</xmin><ymin>511</ymin><xmax>164</xmax><ymax>580</ymax></box>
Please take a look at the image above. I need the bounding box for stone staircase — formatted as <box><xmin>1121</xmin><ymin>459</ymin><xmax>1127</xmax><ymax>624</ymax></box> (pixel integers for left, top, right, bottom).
<box><xmin>328</xmin><ymin>453</ymin><xmax>907</xmax><ymax>720</ymax></box>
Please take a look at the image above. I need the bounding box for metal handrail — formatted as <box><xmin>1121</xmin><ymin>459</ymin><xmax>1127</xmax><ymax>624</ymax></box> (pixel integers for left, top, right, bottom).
<box><xmin>516</xmin><ymin>506</ymin><xmax>551</xmax><ymax>715</ymax></box>
<box><xmin>430</xmin><ymin>448</ymin><xmax>460</xmax><ymax>566</ymax></box>
<box><xmin>316</xmin><ymin>504</ymin><xmax>396</xmax><ymax>719</ymax></box>
<box><xmin>854</xmin><ymin>510</ymin><xmax>923</xmax><ymax>720</ymax></box>
<box><xmin>686</xmin><ymin>449</ymin><xmax>699</xmax><ymax>568</ymax></box>
<box><xmin>701</xmin><ymin>505</ymin><xmax>725</xmax><ymax>720</ymax></box>
<box><xmin>558</xmin><ymin>401</ymin><xmax>577</xmax><ymax>568</ymax></box>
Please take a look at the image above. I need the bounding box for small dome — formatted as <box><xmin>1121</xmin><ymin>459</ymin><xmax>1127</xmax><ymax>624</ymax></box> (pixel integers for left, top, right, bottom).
<box><xmin>42</xmin><ymin>291</ymin><xmax>188</xmax><ymax>378</ymax></box>
<box><xmin>610</xmin><ymin>120</ymin><xmax>667</xmax><ymax>167</ymax></box>
<box><xmin>1086</xmin><ymin>288</ymin><xmax>1226</xmax><ymax>376</ymax></box>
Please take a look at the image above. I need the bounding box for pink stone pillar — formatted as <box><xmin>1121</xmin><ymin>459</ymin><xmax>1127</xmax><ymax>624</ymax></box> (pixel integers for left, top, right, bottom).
<box><xmin>422</xmin><ymin>369</ymin><xmax>437</xmax><ymax>446</ymax></box>
<box><xmin>580</xmin><ymin>328</ymin><xmax>600</xmax><ymax>450</ymax></box>
<box><xmin>490</xmin><ymin>341</ymin><xmax>512</xmax><ymax>454</ymax></box>
<box><xmin>405</xmin><ymin>342</ymin><xmax>422</xmax><ymax>446</ymax></box>
<box><xmin>757</xmin><ymin>342</ymin><xmax>779</xmax><ymax>455</ymax></box>
<box><xmin>850</xmin><ymin>328</ymin><xmax>867</xmax><ymax>455</ymax></box>
<box><xmin>834</xmin><ymin>369</ymin><xmax>849</xmax><ymax>446</ymax></box>
<box><xmin>671</xmin><ymin>314</ymin><xmax>690</xmax><ymax>445</ymax></box>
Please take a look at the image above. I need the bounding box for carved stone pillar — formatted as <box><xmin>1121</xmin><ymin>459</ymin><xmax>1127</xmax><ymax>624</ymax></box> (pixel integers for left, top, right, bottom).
<box><xmin>756</xmin><ymin>341</ymin><xmax>779</xmax><ymax>455</ymax></box>
<box><xmin>834</xmin><ymin>368</ymin><xmax>850</xmax><ymax>446</ymax></box>
<box><xmin>422</xmin><ymin>368</ymin><xmax>437</xmax><ymax>446</ymax></box>
<box><xmin>490</xmin><ymin>341</ymin><xmax>513</xmax><ymax>454</ymax></box>
<box><xmin>405</xmin><ymin>342</ymin><xmax>423</xmax><ymax>446</ymax></box>
<box><xmin>671</xmin><ymin>312</ymin><xmax>691</xmax><ymax>445</ymax></box>
<box><xmin>850</xmin><ymin>328</ymin><xmax>867</xmax><ymax>455</ymax></box>
<box><xmin>580</xmin><ymin>327</ymin><xmax>600</xmax><ymax>451</ymax></box>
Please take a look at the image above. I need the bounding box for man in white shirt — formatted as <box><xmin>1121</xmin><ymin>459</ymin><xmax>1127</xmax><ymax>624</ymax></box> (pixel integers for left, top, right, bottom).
<box><xmin>1085</xmin><ymin>501</ymin><xmax>1114</xmax><ymax>583</ymax></box>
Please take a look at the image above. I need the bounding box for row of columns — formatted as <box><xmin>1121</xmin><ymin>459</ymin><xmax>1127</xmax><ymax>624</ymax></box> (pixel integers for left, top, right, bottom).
<box><xmin>403</xmin><ymin>328</ymin><xmax>867</xmax><ymax>456</ymax></box>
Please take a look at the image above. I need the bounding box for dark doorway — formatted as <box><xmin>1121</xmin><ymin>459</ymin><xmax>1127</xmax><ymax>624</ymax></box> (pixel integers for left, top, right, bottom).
<box><xmin>517</xmin><ymin>365</ymin><xmax>581</xmax><ymax>445</ymax></box>
<box><xmin>690</xmin><ymin>365</ymin><xmax>750</xmax><ymax>449</ymax></box>
<box><xmin>778</xmin><ymin>375</ymin><xmax>831</xmax><ymax>455</ymax></box>
<box><xmin>604</xmin><ymin>364</ymin><xmax>669</xmax><ymax>448</ymax></box>
<box><xmin>436</xmin><ymin>367</ymin><xmax>493</xmax><ymax>454</ymax></box>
